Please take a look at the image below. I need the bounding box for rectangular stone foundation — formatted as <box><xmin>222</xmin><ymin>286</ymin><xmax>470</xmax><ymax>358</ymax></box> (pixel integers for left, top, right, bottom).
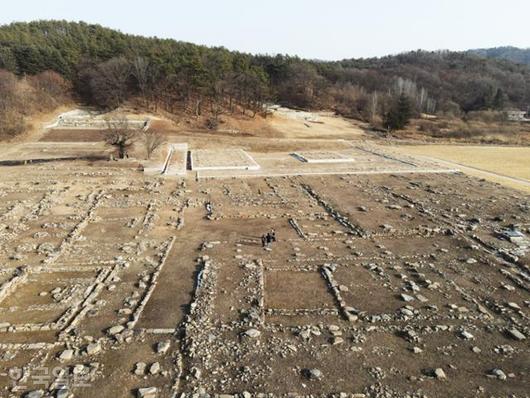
<box><xmin>191</xmin><ymin>149</ymin><xmax>260</xmax><ymax>171</ymax></box>
<box><xmin>292</xmin><ymin>151</ymin><xmax>356</xmax><ymax>163</ymax></box>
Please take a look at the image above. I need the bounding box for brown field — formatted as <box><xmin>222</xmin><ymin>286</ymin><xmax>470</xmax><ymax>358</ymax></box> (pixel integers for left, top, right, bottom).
<box><xmin>393</xmin><ymin>144</ymin><xmax>530</xmax><ymax>193</ymax></box>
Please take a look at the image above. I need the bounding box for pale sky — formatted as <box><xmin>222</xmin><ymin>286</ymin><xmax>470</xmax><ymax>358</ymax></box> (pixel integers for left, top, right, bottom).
<box><xmin>1</xmin><ymin>0</ymin><xmax>529</xmax><ymax>60</ymax></box>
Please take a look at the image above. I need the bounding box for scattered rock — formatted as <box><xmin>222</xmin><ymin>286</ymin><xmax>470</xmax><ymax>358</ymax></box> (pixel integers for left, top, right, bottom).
<box><xmin>460</xmin><ymin>330</ymin><xmax>474</xmax><ymax>340</ymax></box>
<box><xmin>107</xmin><ymin>325</ymin><xmax>125</xmax><ymax>335</ymax></box>
<box><xmin>149</xmin><ymin>362</ymin><xmax>160</xmax><ymax>375</ymax></box>
<box><xmin>137</xmin><ymin>387</ymin><xmax>158</xmax><ymax>398</ymax></box>
<box><xmin>243</xmin><ymin>328</ymin><xmax>261</xmax><ymax>338</ymax></box>
<box><xmin>304</xmin><ymin>368</ymin><xmax>322</xmax><ymax>380</ymax></box>
<box><xmin>401</xmin><ymin>293</ymin><xmax>415</xmax><ymax>302</ymax></box>
<box><xmin>55</xmin><ymin>386</ymin><xmax>70</xmax><ymax>398</ymax></box>
<box><xmin>332</xmin><ymin>336</ymin><xmax>344</xmax><ymax>345</ymax></box>
<box><xmin>134</xmin><ymin>362</ymin><xmax>146</xmax><ymax>376</ymax></box>
<box><xmin>191</xmin><ymin>366</ymin><xmax>202</xmax><ymax>379</ymax></box>
<box><xmin>72</xmin><ymin>364</ymin><xmax>85</xmax><ymax>375</ymax></box>
<box><xmin>507</xmin><ymin>328</ymin><xmax>526</xmax><ymax>341</ymax></box>
<box><xmin>85</xmin><ymin>342</ymin><xmax>101</xmax><ymax>356</ymax></box>
<box><xmin>156</xmin><ymin>340</ymin><xmax>171</xmax><ymax>354</ymax></box>
<box><xmin>434</xmin><ymin>368</ymin><xmax>447</xmax><ymax>379</ymax></box>
<box><xmin>58</xmin><ymin>349</ymin><xmax>74</xmax><ymax>361</ymax></box>
<box><xmin>424</xmin><ymin>368</ymin><xmax>446</xmax><ymax>379</ymax></box>
<box><xmin>488</xmin><ymin>368</ymin><xmax>507</xmax><ymax>380</ymax></box>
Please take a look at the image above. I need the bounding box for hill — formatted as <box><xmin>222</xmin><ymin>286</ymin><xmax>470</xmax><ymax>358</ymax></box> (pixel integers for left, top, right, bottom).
<box><xmin>0</xmin><ymin>20</ymin><xmax>529</xmax><ymax>138</ymax></box>
<box><xmin>470</xmin><ymin>46</ymin><xmax>530</xmax><ymax>66</ymax></box>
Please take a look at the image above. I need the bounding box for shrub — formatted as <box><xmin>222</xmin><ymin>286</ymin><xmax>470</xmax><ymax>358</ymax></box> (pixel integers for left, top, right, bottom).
<box><xmin>205</xmin><ymin>116</ymin><xmax>219</xmax><ymax>130</ymax></box>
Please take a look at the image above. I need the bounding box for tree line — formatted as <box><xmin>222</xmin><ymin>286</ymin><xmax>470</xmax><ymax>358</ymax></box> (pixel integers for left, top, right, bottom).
<box><xmin>1</xmin><ymin>20</ymin><xmax>529</xmax><ymax>135</ymax></box>
<box><xmin>469</xmin><ymin>47</ymin><xmax>530</xmax><ymax>67</ymax></box>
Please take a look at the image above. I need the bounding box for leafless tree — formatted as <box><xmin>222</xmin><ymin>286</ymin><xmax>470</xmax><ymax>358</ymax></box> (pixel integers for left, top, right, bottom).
<box><xmin>370</xmin><ymin>91</ymin><xmax>379</xmax><ymax>123</ymax></box>
<box><xmin>0</xmin><ymin>70</ymin><xmax>17</xmax><ymax>112</ymax></box>
<box><xmin>278</xmin><ymin>62</ymin><xmax>322</xmax><ymax>109</ymax></box>
<box><xmin>104</xmin><ymin>113</ymin><xmax>137</xmax><ymax>159</ymax></box>
<box><xmin>142</xmin><ymin>129</ymin><xmax>166</xmax><ymax>159</ymax></box>
<box><xmin>28</xmin><ymin>71</ymin><xmax>71</xmax><ymax>108</ymax></box>
<box><xmin>0</xmin><ymin>70</ymin><xmax>25</xmax><ymax>137</ymax></box>
<box><xmin>90</xmin><ymin>57</ymin><xmax>131</xmax><ymax>109</ymax></box>
<box><xmin>132</xmin><ymin>57</ymin><xmax>158</xmax><ymax>108</ymax></box>
<box><xmin>29</xmin><ymin>71</ymin><xmax>70</xmax><ymax>98</ymax></box>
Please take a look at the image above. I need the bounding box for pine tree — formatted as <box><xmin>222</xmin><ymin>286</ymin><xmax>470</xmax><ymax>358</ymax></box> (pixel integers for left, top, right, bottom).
<box><xmin>492</xmin><ymin>88</ymin><xmax>507</xmax><ymax>110</ymax></box>
<box><xmin>384</xmin><ymin>94</ymin><xmax>413</xmax><ymax>131</ymax></box>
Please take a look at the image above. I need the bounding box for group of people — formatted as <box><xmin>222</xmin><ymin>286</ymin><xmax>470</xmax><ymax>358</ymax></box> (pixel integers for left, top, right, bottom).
<box><xmin>261</xmin><ymin>229</ymin><xmax>277</xmax><ymax>248</ymax></box>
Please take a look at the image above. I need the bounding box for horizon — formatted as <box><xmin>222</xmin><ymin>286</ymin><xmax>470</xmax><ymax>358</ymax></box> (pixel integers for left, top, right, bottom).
<box><xmin>3</xmin><ymin>19</ymin><xmax>530</xmax><ymax>62</ymax></box>
<box><xmin>1</xmin><ymin>0</ymin><xmax>529</xmax><ymax>60</ymax></box>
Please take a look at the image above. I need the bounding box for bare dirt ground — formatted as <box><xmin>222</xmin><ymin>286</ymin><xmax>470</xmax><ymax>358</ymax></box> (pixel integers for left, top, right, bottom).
<box><xmin>267</xmin><ymin>108</ymin><xmax>367</xmax><ymax>140</ymax></box>
<box><xmin>0</xmin><ymin>162</ymin><xmax>528</xmax><ymax>398</ymax></box>
<box><xmin>39</xmin><ymin>129</ymin><xmax>108</xmax><ymax>142</ymax></box>
<box><xmin>0</xmin><ymin>108</ymin><xmax>528</xmax><ymax>398</ymax></box>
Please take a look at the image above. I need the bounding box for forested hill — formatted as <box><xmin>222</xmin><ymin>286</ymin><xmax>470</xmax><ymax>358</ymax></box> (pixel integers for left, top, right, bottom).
<box><xmin>0</xmin><ymin>20</ymin><xmax>529</xmax><ymax>120</ymax></box>
<box><xmin>0</xmin><ymin>20</ymin><xmax>224</xmax><ymax>77</ymax></box>
<box><xmin>470</xmin><ymin>47</ymin><xmax>530</xmax><ymax>66</ymax></box>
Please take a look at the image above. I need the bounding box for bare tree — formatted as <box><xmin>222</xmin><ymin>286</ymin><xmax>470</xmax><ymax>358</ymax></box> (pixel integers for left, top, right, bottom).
<box><xmin>0</xmin><ymin>70</ymin><xmax>17</xmax><ymax>112</ymax></box>
<box><xmin>104</xmin><ymin>114</ymin><xmax>137</xmax><ymax>159</ymax></box>
<box><xmin>142</xmin><ymin>129</ymin><xmax>166</xmax><ymax>160</ymax></box>
<box><xmin>0</xmin><ymin>70</ymin><xmax>25</xmax><ymax>137</ymax></box>
<box><xmin>29</xmin><ymin>71</ymin><xmax>70</xmax><ymax>98</ymax></box>
<box><xmin>370</xmin><ymin>91</ymin><xmax>379</xmax><ymax>123</ymax></box>
<box><xmin>90</xmin><ymin>57</ymin><xmax>132</xmax><ymax>109</ymax></box>
<box><xmin>132</xmin><ymin>57</ymin><xmax>158</xmax><ymax>108</ymax></box>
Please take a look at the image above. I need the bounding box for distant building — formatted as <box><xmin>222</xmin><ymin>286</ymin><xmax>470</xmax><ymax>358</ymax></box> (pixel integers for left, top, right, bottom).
<box><xmin>506</xmin><ymin>110</ymin><xmax>530</xmax><ymax>122</ymax></box>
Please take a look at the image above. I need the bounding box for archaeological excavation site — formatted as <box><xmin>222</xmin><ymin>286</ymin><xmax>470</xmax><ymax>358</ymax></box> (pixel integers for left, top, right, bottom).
<box><xmin>0</xmin><ymin>109</ymin><xmax>528</xmax><ymax>398</ymax></box>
